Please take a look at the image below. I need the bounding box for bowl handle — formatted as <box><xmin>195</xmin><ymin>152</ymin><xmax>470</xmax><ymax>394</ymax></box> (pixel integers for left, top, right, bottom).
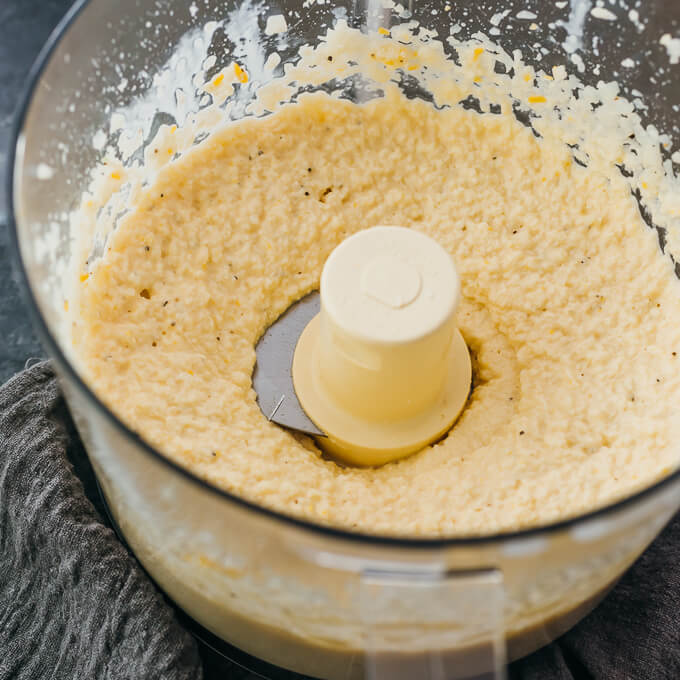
<box><xmin>360</xmin><ymin>566</ymin><xmax>506</xmax><ymax>679</ymax></box>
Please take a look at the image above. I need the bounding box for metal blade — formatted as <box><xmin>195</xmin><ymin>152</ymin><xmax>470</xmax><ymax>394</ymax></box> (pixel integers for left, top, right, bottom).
<box><xmin>253</xmin><ymin>292</ymin><xmax>326</xmax><ymax>437</ymax></box>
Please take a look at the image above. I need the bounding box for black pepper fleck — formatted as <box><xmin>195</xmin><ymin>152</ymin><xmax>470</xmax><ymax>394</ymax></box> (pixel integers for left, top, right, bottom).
<box><xmin>163</xmin><ymin>300</ymin><xmax>169</xmax><ymax>307</ymax></box>
<box><xmin>328</xmin><ymin>56</ymin><xmax>333</xmax><ymax>61</ymax></box>
<box><xmin>519</xmin><ymin>430</ymin><xmax>525</xmax><ymax>435</ymax></box>
<box><xmin>216</xmin><ymin>336</ymin><xmax>221</xmax><ymax>341</ymax></box>
<box><xmin>144</xmin><ymin>245</ymin><xmax>150</xmax><ymax>252</ymax></box>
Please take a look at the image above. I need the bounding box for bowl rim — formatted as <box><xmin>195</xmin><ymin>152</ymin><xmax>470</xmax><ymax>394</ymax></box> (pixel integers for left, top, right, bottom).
<box><xmin>8</xmin><ymin>0</ymin><xmax>680</xmax><ymax>551</ymax></box>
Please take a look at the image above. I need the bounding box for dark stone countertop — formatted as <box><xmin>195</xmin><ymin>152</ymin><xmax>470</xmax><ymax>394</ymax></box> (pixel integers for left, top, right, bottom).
<box><xmin>0</xmin><ymin>0</ymin><xmax>75</xmax><ymax>384</ymax></box>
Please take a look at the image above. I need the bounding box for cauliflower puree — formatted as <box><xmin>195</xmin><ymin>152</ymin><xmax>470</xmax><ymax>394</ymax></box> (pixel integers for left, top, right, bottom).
<box><xmin>72</xmin><ymin>80</ymin><xmax>680</xmax><ymax>537</ymax></box>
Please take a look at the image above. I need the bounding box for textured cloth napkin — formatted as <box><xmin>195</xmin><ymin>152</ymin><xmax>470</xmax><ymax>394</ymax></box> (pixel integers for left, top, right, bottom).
<box><xmin>0</xmin><ymin>362</ymin><xmax>202</xmax><ymax>680</ymax></box>
<box><xmin>1</xmin><ymin>362</ymin><xmax>679</xmax><ymax>680</ymax></box>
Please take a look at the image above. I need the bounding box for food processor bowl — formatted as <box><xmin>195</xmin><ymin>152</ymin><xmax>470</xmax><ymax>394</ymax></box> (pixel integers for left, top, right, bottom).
<box><xmin>9</xmin><ymin>1</ymin><xmax>680</xmax><ymax>678</ymax></box>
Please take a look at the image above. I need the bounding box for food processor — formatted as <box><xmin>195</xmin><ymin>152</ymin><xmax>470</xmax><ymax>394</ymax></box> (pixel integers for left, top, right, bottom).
<box><xmin>9</xmin><ymin>0</ymin><xmax>680</xmax><ymax>678</ymax></box>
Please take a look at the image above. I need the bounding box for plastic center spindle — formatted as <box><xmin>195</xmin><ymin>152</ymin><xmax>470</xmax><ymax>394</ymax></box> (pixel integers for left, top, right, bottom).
<box><xmin>292</xmin><ymin>226</ymin><xmax>471</xmax><ymax>467</ymax></box>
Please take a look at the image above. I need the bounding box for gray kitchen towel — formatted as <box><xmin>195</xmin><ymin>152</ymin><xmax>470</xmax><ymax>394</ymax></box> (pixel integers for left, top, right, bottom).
<box><xmin>0</xmin><ymin>361</ymin><xmax>202</xmax><ymax>680</ymax></box>
<box><xmin>2</xmin><ymin>361</ymin><xmax>680</xmax><ymax>680</ymax></box>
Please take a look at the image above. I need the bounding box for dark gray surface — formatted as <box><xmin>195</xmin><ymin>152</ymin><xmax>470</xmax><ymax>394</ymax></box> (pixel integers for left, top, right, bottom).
<box><xmin>0</xmin><ymin>0</ymin><xmax>72</xmax><ymax>384</ymax></box>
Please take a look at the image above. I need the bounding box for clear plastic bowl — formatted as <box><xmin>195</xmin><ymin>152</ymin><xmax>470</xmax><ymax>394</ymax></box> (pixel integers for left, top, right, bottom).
<box><xmin>9</xmin><ymin>1</ymin><xmax>680</xmax><ymax>678</ymax></box>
